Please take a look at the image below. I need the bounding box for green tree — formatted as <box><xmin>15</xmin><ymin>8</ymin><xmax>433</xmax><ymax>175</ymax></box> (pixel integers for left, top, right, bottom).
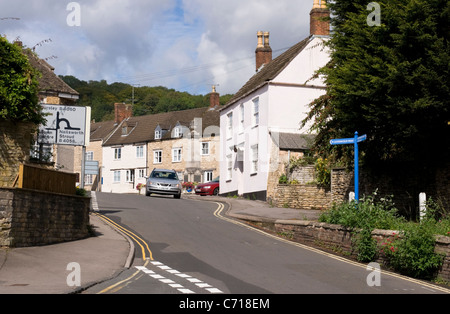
<box><xmin>0</xmin><ymin>37</ymin><xmax>42</xmax><ymax>124</ymax></box>
<box><xmin>303</xmin><ymin>0</ymin><xmax>450</xmax><ymax>167</ymax></box>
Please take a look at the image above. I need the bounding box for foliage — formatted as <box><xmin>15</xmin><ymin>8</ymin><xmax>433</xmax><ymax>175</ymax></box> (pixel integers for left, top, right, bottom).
<box><xmin>182</xmin><ymin>182</ymin><xmax>197</xmax><ymax>189</ymax></box>
<box><xmin>0</xmin><ymin>37</ymin><xmax>43</xmax><ymax>124</ymax></box>
<box><xmin>319</xmin><ymin>192</ymin><xmax>449</xmax><ymax>279</ymax></box>
<box><xmin>278</xmin><ymin>174</ymin><xmax>288</xmax><ymax>184</ymax></box>
<box><xmin>60</xmin><ymin>75</ymin><xmax>234</xmax><ymax>122</ymax></box>
<box><xmin>302</xmin><ymin>0</ymin><xmax>450</xmax><ymax>168</ymax></box>
<box><xmin>314</xmin><ymin>157</ymin><xmax>331</xmax><ymax>187</ymax></box>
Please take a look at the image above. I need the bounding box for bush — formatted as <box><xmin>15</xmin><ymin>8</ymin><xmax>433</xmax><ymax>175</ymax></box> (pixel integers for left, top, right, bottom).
<box><xmin>319</xmin><ymin>192</ymin><xmax>449</xmax><ymax>279</ymax></box>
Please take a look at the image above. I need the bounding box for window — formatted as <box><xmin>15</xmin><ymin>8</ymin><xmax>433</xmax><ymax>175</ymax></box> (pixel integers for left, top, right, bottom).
<box><xmin>84</xmin><ymin>174</ymin><xmax>93</xmax><ymax>185</ymax></box>
<box><xmin>85</xmin><ymin>151</ymin><xmax>94</xmax><ymax>161</ymax></box>
<box><xmin>239</xmin><ymin>104</ymin><xmax>244</xmax><ymax>133</ymax></box>
<box><xmin>201</xmin><ymin>142</ymin><xmax>210</xmax><ymax>156</ymax></box>
<box><xmin>114</xmin><ymin>171</ymin><xmax>121</xmax><ymax>183</ymax></box>
<box><xmin>226</xmin><ymin>154</ymin><xmax>232</xmax><ymax>180</ymax></box>
<box><xmin>204</xmin><ymin>171</ymin><xmax>213</xmax><ymax>183</ymax></box>
<box><xmin>252</xmin><ymin>97</ymin><xmax>259</xmax><ymax>126</ymax></box>
<box><xmin>251</xmin><ymin>144</ymin><xmax>259</xmax><ymax>174</ymax></box>
<box><xmin>227</xmin><ymin>112</ymin><xmax>233</xmax><ymax>139</ymax></box>
<box><xmin>126</xmin><ymin>169</ymin><xmax>135</xmax><ymax>182</ymax></box>
<box><xmin>173</xmin><ymin>126</ymin><xmax>181</xmax><ymax>138</ymax></box>
<box><xmin>114</xmin><ymin>147</ymin><xmax>121</xmax><ymax>160</ymax></box>
<box><xmin>153</xmin><ymin>150</ymin><xmax>162</xmax><ymax>164</ymax></box>
<box><xmin>138</xmin><ymin>169</ymin><xmax>146</xmax><ymax>178</ymax></box>
<box><xmin>136</xmin><ymin>146</ymin><xmax>144</xmax><ymax>158</ymax></box>
<box><xmin>155</xmin><ymin>129</ymin><xmax>161</xmax><ymax>140</ymax></box>
<box><xmin>172</xmin><ymin>148</ymin><xmax>182</xmax><ymax>163</ymax></box>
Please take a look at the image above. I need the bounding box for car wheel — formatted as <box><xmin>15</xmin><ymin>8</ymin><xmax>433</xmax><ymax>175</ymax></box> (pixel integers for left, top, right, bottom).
<box><xmin>213</xmin><ymin>188</ymin><xmax>219</xmax><ymax>195</ymax></box>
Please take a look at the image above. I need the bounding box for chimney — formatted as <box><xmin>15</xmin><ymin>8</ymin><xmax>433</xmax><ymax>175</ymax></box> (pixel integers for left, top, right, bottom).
<box><xmin>255</xmin><ymin>31</ymin><xmax>272</xmax><ymax>72</ymax></box>
<box><xmin>114</xmin><ymin>103</ymin><xmax>132</xmax><ymax>124</ymax></box>
<box><xmin>310</xmin><ymin>0</ymin><xmax>330</xmax><ymax>36</ymax></box>
<box><xmin>209</xmin><ymin>85</ymin><xmax>220</xmax><ymax>108</ymax></box>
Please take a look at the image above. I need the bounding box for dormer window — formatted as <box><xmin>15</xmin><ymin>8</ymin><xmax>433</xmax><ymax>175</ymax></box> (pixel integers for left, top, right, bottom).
<box><xmin>155</xmin><ymin>129</ymin><xmax>161</xmax><ymax>140</ymax></box>
<box><xmin>173</xmin><ymin>126</ymin><xmax>181</xmax><ymax>138</ymax></box>
<box><xmin>121</xmin><ymin>126</ymin><xmax>128</xmax><ymax>136</ymax></box>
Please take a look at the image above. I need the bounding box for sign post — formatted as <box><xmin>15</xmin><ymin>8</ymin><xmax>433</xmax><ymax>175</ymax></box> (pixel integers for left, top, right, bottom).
<box><xmin>330</xmin><ymin>132</ymin><xmax>367</xmax><ymax>202</ymax></box>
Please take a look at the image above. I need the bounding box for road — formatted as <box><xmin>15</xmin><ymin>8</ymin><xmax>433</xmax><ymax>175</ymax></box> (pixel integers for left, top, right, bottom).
<box><xmin>84</xmin><ymin>192</ymin><xmax>448</xmax><ymax>296</ymax></box>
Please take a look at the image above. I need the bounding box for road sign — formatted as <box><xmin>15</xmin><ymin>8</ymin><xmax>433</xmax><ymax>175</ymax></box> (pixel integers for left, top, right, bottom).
<box><xmin>85</xmin><ymin>160</ymin><xmax>99</xmax><ymax>175</ymax></box>
<box><xmin>38</xmin><ymin>105</ymin><xmax>91</xmax><ymax>146</ymax></box>
<box><xmin>330</xmin><ymin>132</ymin><xmax>367</xmax><ymax>203</ymax></box>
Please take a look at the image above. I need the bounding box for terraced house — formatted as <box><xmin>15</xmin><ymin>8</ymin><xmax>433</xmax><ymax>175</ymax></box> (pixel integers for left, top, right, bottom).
<box><xmin>98</xmin><ymin>90</ymin><xmax>221</xmax><ymax>194</ymax></box>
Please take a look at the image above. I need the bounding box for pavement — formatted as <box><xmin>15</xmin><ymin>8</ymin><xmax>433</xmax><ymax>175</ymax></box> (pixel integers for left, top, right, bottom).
<box><xmin>0</xmin><ymin>193</ymin><xmax>321</xmax><ymax>294</ymax></box>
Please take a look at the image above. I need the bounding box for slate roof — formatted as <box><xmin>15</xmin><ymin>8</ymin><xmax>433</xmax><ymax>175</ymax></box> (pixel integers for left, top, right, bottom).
<box><xmin>275</xmin><ymin>132</ymin><xmax>316</xmax><ymax>150</ymax></box>
<box><xmin>23</xmin><ymin>49</ymin><xmax>79</xmax><ymax>97</ymax></box>
<box><xmin>102</xmin><ymin>107</ymin><xmax>220</xmax><ymax>147</ymax></box>
<box><xmin>221</xmin><ymin>35</ymin><xmax>312</xmax><ymax>110</ymax></box>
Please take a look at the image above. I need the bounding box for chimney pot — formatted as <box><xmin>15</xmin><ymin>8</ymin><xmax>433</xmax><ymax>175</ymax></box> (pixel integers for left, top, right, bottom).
<box><xmin>209</xmin><ymin>85</ymin><xmax>220</xmax><ymax>108</ymax></box>
<box><xmin>310</xmin><ymin>0</ymin><xmax>330</xmax><ymax>36</ymax></box>
<box><xmin>255</xmin><ymin>31</ymin><xmax>272</xmax><ymax>72</ymax></box>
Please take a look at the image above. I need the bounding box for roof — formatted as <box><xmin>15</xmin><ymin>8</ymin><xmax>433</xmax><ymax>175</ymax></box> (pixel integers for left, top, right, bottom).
<box><xmin>102</xmin><ymin>106</ymin><xmax>220</xmax><ymax>146</ymax></box>
<box><xmin>274</xmin><ymin>132</ymin><xmax>316</xmax><ymax>150</ymax></box>
<box><xmin>90</xmin><ymin>120</ymin><xmax>118</xmax><ymax>142</ymax></box>
<box><xmin>221</xmin><ymin>35</ymin><xmax>312</xmax><ymax>110</ymax></box>
<box><xmin>23</xmin><ymin>49</ymin><xmax>79</xmax><ymax>97</ymax></box>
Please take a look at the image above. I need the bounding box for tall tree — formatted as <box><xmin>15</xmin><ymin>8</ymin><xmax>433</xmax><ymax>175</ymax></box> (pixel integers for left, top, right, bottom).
<box><xmin>0</xmin><ymin>37</ymin><xmax>42</xmax><ymax>124</ymax></box>
<box><xmin>303</xmin><ymin>0</ymin><xmax>450</xmax><ymax>167</ymax></box>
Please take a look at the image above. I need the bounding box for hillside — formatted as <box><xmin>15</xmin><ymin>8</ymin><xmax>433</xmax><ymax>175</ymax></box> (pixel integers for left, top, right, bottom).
<box><xmin>60</xmin><ymin>75</ymin><xmax>233</xmax><ymax>122</ymax></box>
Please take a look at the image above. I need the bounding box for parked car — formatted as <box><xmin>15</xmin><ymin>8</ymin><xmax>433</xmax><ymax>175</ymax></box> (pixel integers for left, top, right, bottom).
<box><xmin>195</xmin><ymin>177</ymin><xmax>220</xmax><ymax>196</ymax></box>
<box><xmin>146</xmin><ymin>169</ymin><xmax>182</xmax><ymax>199</ymax></box>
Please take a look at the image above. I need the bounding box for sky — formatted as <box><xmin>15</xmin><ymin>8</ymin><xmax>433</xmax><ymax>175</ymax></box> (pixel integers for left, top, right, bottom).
<box><xmin>1</xmin><ymin>0</ymin><xmax>313</xmax><ymax>95</ymax></box>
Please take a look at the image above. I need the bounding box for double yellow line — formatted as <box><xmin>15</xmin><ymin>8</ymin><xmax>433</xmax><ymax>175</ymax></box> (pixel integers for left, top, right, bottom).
<box><xmin>92</xmin><ymin>212</ymin><xmax>154</xmax><ymax>261</ymax></box>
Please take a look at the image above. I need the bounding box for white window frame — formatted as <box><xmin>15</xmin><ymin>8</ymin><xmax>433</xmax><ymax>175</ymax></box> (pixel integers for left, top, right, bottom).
<box><xmin>172</xmin><ymin>147</ymin><xmax>182</xmax><ymax>163</ymax></box>
<box><xmin>239</xmin><ymin>104</ymin><xmax>244</xmax><ymax>133</ymax></box>
<box><xmin>113</xmin><ymin>171</ymin><xmax>121</xmax><ymax>183</ymax></box>
<box><xmin>114</xmin><ymin>147</ymin><xmax>121</xmax><ymax>160</ymax></box>
<box><xmin>125</xmin><ymin>169</ymin><xmax>134</xmax><ymax>183</ymax></box>
<box><xmin>155</xmin><ymin>129</ymin><xmax>161</xmax><ymax>140</ymax></box>
<box><xmin>136</xmin><ymin>145</ymin><xmax>144</xmax><ymax>158</ymax></box>
<box><xmin>252</xmin><ymin>97</ymin><xmax>259</xmax><ymax>127</ymax></box>
<box><xmin>138</xmin><ymin>169</ymin><xmax>146</xmax><ymax>178</ymax></box>
<box><xmin>86</xmin><ymin>151</ymin><xmax>94</xmax><ymax>161</ymax></box>
<box><xmin>226</xmin><ymin>154</ymin><xmax>232</xmax><ymax>181</ymax></box>
<box><xmin>204</xmin><ymin>171</ymin><xmax>213</xmax><ymax>183</ymax></box>
<box><xmin>153</xmin><ymin>150</ymin><xmax>162</xmax><ymax>164</ymax></box>
<box><xmin>173</xmin><ymin>126</ymin><xmax>181</xmax><ymax>138</ymax></box>
<box><xmin>251</xmin><ymin>144</ymin><xmax>259</xmax><ymax>174</ymax></box>
<box><xmin>227</xmin><ymin>112</ymin><xmax>233</xmax><ymax>139</ymax></box>
<box><xmin>84</xmin><ymin>174</ymin><xmax>93</xmax><ymax>185</ymax></box>
<box><xmin>201</xmin><ymin>142</ymin><xmax>210</xmax><ymax>156</ymax></box>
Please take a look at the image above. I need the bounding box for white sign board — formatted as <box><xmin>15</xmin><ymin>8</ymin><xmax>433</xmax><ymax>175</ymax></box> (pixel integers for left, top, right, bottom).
<box><xmin>38</xmin><ymin>105</ymin><xmax>90</xmax><ymax>146</ymax></box>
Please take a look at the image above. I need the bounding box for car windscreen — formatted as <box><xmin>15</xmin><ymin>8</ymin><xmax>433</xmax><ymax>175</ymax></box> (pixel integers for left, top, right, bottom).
<box><xmin>151</xmin><ymin>171</ymin><xmax>178</xmax><ymax>180</ymax></box>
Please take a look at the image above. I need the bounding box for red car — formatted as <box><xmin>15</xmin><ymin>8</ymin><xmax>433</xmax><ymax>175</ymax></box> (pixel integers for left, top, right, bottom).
<box><xmin>195</xmin><ymin>177</ymin><xmax>220</xmax><ymax>196</ymax></box>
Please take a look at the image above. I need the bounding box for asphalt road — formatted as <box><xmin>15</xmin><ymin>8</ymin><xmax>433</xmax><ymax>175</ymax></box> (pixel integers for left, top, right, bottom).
<box><xmin>84</xmin><ymin>192</ymin><xmax>446</xmax><ymax>295</ymax></box>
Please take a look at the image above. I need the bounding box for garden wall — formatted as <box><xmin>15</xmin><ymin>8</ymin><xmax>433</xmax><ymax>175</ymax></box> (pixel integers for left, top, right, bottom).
<box><xmin>250</xmin><ymin>219</ymin><xmax>450</xmax><ymax>282</ymax></box>
<box><xmin>0</xmin><ymin>187</ymin><xmax>90</xmax><ymax>247</ymax></box>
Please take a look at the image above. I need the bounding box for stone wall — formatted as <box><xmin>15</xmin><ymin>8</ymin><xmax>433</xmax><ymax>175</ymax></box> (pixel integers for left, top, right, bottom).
<box><xmin>273</xmin><ymin>184</ymin><xmax>330</xmax><ymax>210</ymax></box>
<box><xmin>251</xmin><ymin>219</ymin><xmax>450</xmax><ymax>282</ymax></box>
<box><xmin>0</xmin><ymin>188</ymin><xmax>90</xmax><ymax>247</ymax></box>
<box><xmin>0</xmin><ymin>120</ymin><xmax>36</xmax><ymax>187</ymax></box>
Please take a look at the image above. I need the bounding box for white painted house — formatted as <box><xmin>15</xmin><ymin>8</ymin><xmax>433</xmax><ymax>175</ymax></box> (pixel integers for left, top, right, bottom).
<box><xmin>219</xmin><ymin>0</ymin><xmax>331</xmax><ymax>200</ymax></box>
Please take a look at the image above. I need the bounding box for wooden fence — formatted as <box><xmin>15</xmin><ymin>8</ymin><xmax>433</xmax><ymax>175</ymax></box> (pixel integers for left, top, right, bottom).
<box><xmin>17</xmin><ymin>164</ymin><xmax>76</xmax><ymax>195</ymax></box>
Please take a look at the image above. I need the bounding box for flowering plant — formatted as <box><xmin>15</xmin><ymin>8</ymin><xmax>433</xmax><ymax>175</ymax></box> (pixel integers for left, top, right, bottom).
<box><xmin>136</xmin><ymin>183</ymin><xmax>144</xmax><ymax>194</ymax></box>
<box><xmin>182</xmin><ymin>182</ymin><xmax>196</xmax><ymax>189</ymax></box>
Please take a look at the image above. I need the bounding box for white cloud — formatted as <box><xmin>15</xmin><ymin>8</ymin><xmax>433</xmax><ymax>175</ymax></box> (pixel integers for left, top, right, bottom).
<box><xmin>1</xmin><ymin>0</ymin><xmax>314</xmax><ymax>95</ymax></box>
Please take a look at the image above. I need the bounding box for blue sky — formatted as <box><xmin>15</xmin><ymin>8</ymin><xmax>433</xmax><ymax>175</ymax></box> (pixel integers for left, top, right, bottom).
<box><xmin>1</xmin><ymin>0</ymin><xmax>313</xmax><ymax>95</ymax></box>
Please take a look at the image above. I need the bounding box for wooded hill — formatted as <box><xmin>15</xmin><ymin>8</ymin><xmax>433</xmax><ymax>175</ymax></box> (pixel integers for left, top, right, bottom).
<box><xmin>60</xmin><ymin>75</ymin><xmax>233</xmax><ymax>122</ymax></box>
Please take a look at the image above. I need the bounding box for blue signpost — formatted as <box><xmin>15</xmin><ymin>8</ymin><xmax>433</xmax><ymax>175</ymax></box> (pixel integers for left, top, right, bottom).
<box><xmin>330</xmin><ymin>132</ymin><xmax>367</xmax><ymax>202</ymax></box>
